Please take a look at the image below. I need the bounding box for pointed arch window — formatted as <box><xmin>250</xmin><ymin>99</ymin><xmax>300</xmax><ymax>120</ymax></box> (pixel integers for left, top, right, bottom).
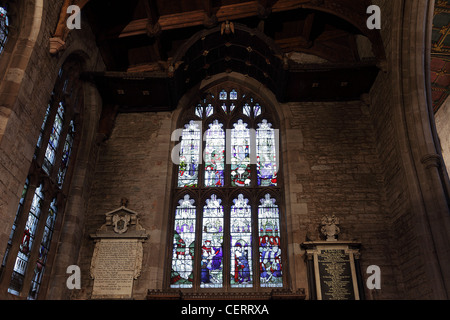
<box><xmin>1</xmin><ymin>57</ymin><xmax>83</xmax><ymax>299</ymax></box>
<box><xmin>168</xmin><ymin>85</ymin><xmax>286</xmax><ymax>292</ymax></box>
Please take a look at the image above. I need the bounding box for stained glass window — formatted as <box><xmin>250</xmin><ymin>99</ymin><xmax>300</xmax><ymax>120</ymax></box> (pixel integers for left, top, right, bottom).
<box><xmin>43</xmin><ymin>102</ymin><xmax>65</xmax><ymax>174</ymax></box>
<box><xmin>204</xmin><ymin>120</ymin><xmax>225</xmax><ymax>187</ymax></box>
<box><xmin>258</xmin><ymin>194</ymin><xmax>283</xmax><ymax>288</ymax></box>
<box><xmin>57</xmin><ymin>120</ymin><xmax>75</xmax><ymax>188</ymax></box>
<box><xmin>3</xmin><ymin>57</ymin><xmax>83</xmax><ymax>299</ymax></box>
<box><xmin>8</xmin><ymin>183</ymin><xmax>44</xmax><ymax>295</ymax></box>
<box><xmin>231</xmin><ymin>120</ymin><xmax>251</xmax><ymax>187</ymax></box>
<box><xmin>200</xmin><ymin>195</ymin><xmax>224</xmax><ymax>288</ymax></box>
<box><xmin>178</xmin><ymin>121</ymin><xmax>201</xmax><ymax>187</ymax></box>
<box><xmin>28</xmin><ymin>198</ymin><xmax>58</xmax><ymax>299</ymax></box>
<box><xmin>230</xmin><ymin>194</ymin><xmax>253</xmax><ymax>288</ymax></box>
<box><xmin>36</xmin><ymin>104</ymin><xmax>51</xmax><ymax>152</ymax></box>
<box><xmin>257</xmin><ymin>119</ymin><xmax>278</xmax><ymax>186</ymax></box>
<box><xmin>171</xmin><ymin>85</ymin><xmax>284</xmax><ymax>291</ymax></box>
<box><xmin>0</xmin><ymin>6</ymin><xmax>8</xmax><ymax>55</ymax></box>
<box><xmin>171</xmin><ymin>195</ymin><xmax>196</xmax><ymax>288</ymax></box>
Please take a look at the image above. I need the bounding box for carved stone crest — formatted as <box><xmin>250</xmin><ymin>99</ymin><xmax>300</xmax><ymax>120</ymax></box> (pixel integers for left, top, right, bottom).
<box><xmin>113</xmin><ymin>213</ymin><xmax>131</xmax><ymax>234</ymax></box>
<box><xmin>320</xmin><ymin>215</ymin><xmax>340</xmax><ymax>241</ymax></box>
<box><xmin>91</xmin><ymin>200</ymin><xmax>148</xmax><ymax>239</ymax></box>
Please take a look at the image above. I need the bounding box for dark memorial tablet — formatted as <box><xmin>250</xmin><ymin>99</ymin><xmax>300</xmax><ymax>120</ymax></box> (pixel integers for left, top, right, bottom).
<box><xmin>317</xmin><ymin>249</ymin><xmax>355</xmax><ymax>300</ymax></box>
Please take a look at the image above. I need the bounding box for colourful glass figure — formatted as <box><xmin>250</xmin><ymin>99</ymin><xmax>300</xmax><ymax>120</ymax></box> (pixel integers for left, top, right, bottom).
<box><xmin>204</xmin><ymin>120</ymin><xmax>225</xmax><ymax>187</ymax></box>
<box><xmin>230</xmin><ymin>194</ymin><xmax>253</xmax><ymax>288</ymax></box>
<box><xmin>200</xmin><ymin>194</ymin><xmax>224</xmax><ymax>288</ymax></box>
<box><xmin>231</xmin><ymin>120</ymin><xmax>251</xmax><ymax>187</ymax></box>
<box><xmin>256</xmin><ymin>119</ymin><xmax>277</xmax><ymax>186</ymax></box>
<box><xmin>171</xmin><ymin>195</ymin><xmax>196</xmax><ymax>288</ymax></box>
<box><xmin>258</xmin><ymin>194</ymin><xmax>283</xmax><ymax>287</ymax></box>
<box><xmin>178</xmin><ymin>121</ymin><xmax>201</xmax><ymax>187</ymax></box>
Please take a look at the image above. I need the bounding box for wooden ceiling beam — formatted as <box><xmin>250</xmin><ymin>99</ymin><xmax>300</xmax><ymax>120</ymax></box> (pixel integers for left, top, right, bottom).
<box><xmin>106</xmin><ymin>0</ymin><xmax>319</xmax><ymax>39</ymax></box>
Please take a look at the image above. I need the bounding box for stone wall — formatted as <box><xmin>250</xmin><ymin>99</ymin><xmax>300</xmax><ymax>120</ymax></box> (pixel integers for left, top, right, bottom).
<box><xmin>72</xmin><ymin>112</ymin><xmax>174</xmax><ymax>300</ymax></box>
<box><xmin>282</xmin><ymin>100</ymin><xmax>396</xmax><ymax>298</ymax></box>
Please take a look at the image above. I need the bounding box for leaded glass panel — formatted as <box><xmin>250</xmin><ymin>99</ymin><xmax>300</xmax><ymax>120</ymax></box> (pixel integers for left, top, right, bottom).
<box><xmin>258</xmin><ymin>194</ymin><xmax>283</xmax><ymax>288</ymax></box>
<box><xmin>257</xmin><ymin>120</ymin><xmax>277</xmax><ymax>186</ymax></box>
<box><xmin>171</xmin><ymin>195</ymin><xmax>196</xmax><ymax>288</ymax></box>
<box><xmin>231</xmin><ymin>120</ymin><xmax>251</xmax><ymax>187</ymax></box>
<box><xmin>200</xmin><ymin>195</ymin><xmax>224</xmax><ymax>288</ymax></box>
<box><xmin>230</xmin><ymin>194</ymin><xmax>253</xmax><ymax>288</ymax></box>
<box><xmin>204</xmin><ymin>120</ymin><xmax>225</xmax><ymax>187</ymax></box>
<box><xmin>178</xmin><ymin>121</ymin><xmax>201</xmax><ymax>187</ymax></box>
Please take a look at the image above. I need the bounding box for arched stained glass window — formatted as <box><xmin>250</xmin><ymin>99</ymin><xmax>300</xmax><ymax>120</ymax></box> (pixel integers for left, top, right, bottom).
<box><xmin>1</xmin><ymin>57</ymin><xmax>83</xmax><ymax>299</ymax></box>
<box><xmin>169</xmin><ymin>84</ymin><xmax>285</xmax><ymax>292</ymax></box>
<box><xmin>0</xmin><ymin>6</ymin><xmax>9</xmax><ymax>54</ymax></box>
<box><xmin>43</xmin><ymin>102</ymin><xmax>65</xmax><ymax>174</ymax></box>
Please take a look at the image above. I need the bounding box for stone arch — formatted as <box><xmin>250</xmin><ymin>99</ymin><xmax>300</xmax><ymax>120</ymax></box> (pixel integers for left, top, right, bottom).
<box><xmin>388</xmin><ymin>0</ymin><xmax>450</xmax><ymax>299</ymax></box>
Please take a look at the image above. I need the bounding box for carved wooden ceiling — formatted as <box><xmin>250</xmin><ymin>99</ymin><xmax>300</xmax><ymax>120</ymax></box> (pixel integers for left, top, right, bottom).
<box><xmin>79</xmin><ymin>0</ymin><xmax>385</xmax><ymax>112</ymax></box>
<box><xmin>431</xmin><ymin>0</ymin><xmax>450</xmax><ymax>113</ymax></box>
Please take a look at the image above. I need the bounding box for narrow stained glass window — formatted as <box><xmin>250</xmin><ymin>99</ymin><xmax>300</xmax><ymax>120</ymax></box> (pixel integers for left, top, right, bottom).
<box><xmin>231</xmin><ymin>120</ymin><xmax>251</xmax><ymax>187</ymax></box>
<box><xmin>200</xmin><ymin>194</ymin><xmax>224</xmax><ymax>288</ymax></box>
<box><xmin>9</xmin><ymin>183</ymin><xmax>44</xmax><ymax>295</ymax></box>
<box><xmin>219</xmin><ymin>90</ymin><xmax>227</xmax><ymax>100</ymax></box>
<box><xmin>204</xmin><ymin>120</ymin><xmax>225</xmax><ymax>187</ymax></box>
<box><xmin>171</xmin><ymin>195</ymin><xmax>196</xmax><ymax>288</ymax></box>
<box><xmin>28</xmin><ymin>198</ymin><xmax>58</xmax><ymax>300</ymax></box>
<box><xmin>36</xmin><ymin>104</ymin><xmax>51</xmax><ymax>152</ymax></box>
<box><xmin>230</xmin><ymin>194</ymin><xmax>253</xmax><ymax>288</ymax></box>
<box><xmin>178</xmin><ymin>121</ymin><xmax>201</xmax><ymax>187</ymax></box>
<box><xmin>257</xmin><ymin>119</ymin><xmax>277</xmax><ymax>186</ymax></box>
<box><xmin>57</xmin><ymin>120</ymin><xmax>75</xmax><ymax>188</ymax></box>
<box><xmin>43</xmin><ymin>102</ymin><xmax>65</xmax><ymax>174</ymax></box>
<box><xmin>258</xmin><ymin>194</ymin><xmax>283</xmax><ymax>288</ymax></box>
<box><xmin>0</xmin><ymin>6</ymin><xmax>9</xmax><ymax>55</ymax></box>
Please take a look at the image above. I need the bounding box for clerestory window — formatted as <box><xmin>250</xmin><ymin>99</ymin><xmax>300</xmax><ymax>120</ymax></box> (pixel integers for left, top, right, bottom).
<box><xmin>1</xmin><ymin>57</ymin><xmax>83</xmax><ymax>299</ymax></box>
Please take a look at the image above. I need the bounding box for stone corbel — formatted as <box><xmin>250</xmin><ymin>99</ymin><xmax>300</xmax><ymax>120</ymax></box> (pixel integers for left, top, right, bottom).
<box><xmin>50</xmin><ymin>0</ymin><xmax>91</xmax><ymax>55</ymax></box>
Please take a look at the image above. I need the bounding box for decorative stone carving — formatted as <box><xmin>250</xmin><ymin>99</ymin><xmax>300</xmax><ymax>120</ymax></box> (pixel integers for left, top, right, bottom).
<box><xmin>320</xmin><ymin>215</ymin><xmax>340</xmax><ymax>241</ymax></box>
<box><xmin>91</xmin><ymin>203</ymin><xmax>148</xmax><ymax>239</ymax></box>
